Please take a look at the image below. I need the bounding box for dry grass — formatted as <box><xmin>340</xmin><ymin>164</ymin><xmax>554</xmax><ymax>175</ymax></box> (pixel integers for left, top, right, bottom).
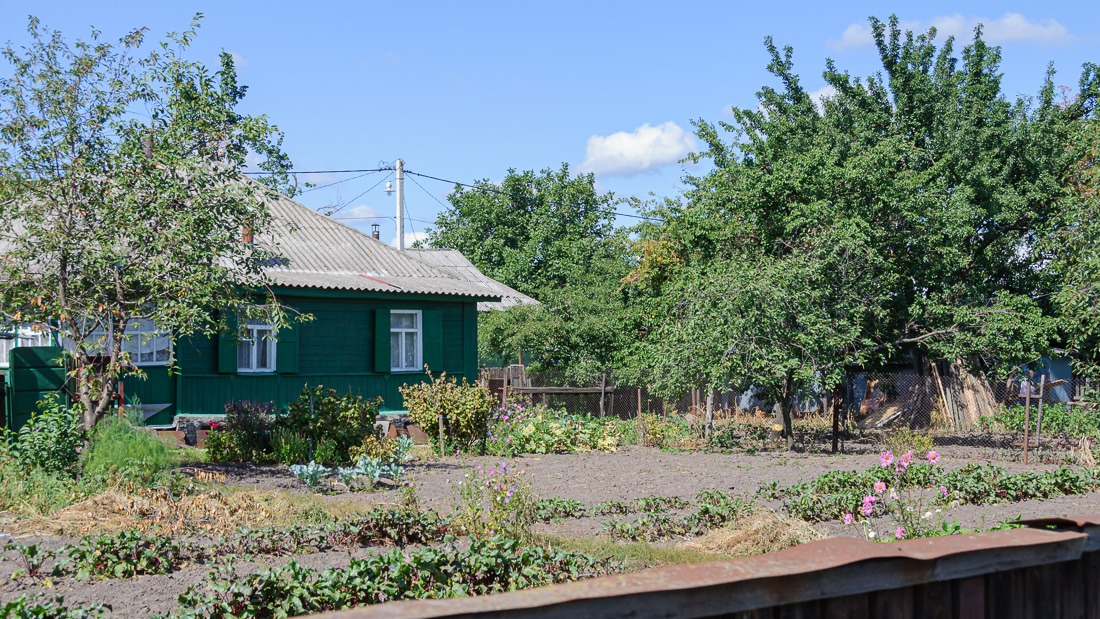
<box><xmin>9</xmin><ymin>485</ymin><xmax>378</xmax><ymax>537</ymax></box>
<box><xmin>685</xmin><ymin>507</ymin><xmax>823</xmax><ymax>558</ymax></box>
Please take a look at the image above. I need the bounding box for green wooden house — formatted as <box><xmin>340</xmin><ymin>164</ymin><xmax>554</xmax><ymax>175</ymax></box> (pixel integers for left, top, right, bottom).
<box><xmin>2</xmin><ymin>191</ymin><xmax>499</xmax><ymax>430</ymax></box>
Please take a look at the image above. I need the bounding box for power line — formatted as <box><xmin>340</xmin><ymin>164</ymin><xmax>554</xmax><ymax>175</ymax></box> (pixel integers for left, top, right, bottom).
<box><xmin>324</xmin><ymin>173</ymin><xmax>393</xmax><ymax>216</ymax></box>
<box><xmin>242</xmin><ymin>167</ymin><xmax>390</xmax><ymax>175</ymax></box>
<box><xmin>252</xmin><ymin>163</ymin><xmax>665</xmax><ymax>223</ymax></box>
<box><xmin>301</xmin><ymin>170</ymin><xmax>380</xmax><ymax>194</ymax></box>
<box><xmin>402</xmin><ymin>169</ymin><xmax>664</xmax><ymax>223</ymax></box>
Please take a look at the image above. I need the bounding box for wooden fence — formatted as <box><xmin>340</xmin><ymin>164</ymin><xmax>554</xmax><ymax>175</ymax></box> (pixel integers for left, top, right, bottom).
<box><xmin>324</xmin><ymin>515</ymin><xmax>1100</xmax><ymax>619</ymax></box>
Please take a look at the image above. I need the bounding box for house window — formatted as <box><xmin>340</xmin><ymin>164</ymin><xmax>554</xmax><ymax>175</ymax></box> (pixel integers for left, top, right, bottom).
<box><xmin>237</xmin><ymin>315</ymin><xmax>276</xmax><ymax>373</ymax></box>
<box><xmin>390</xmin><ymin>310</ymin><xmax>421</xmax><ymax>372</ymax></box>
<box><xmin>0</xmin><ymin>324</ymin><xmax>50</xmax><ymax>367</ymax></box>
<box><xmin>121</xmin><ymin>318</ymin><xmax>171</xmax><ymax>366</ymax></box>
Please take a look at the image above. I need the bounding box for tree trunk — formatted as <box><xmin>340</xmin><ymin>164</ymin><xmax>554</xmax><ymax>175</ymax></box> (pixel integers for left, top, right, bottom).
<box><xmin>780</xmin><ymin>371</ymin><xmax>796</xmax><ymax>451</ymax></box>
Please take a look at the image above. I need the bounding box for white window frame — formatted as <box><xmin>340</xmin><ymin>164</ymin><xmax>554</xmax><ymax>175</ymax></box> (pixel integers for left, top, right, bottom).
<box><xmin>0</xmin><ymin>324</ymin><xmax>51</xmax><ymax>368</ymax></box>
<box><xmin>120</xmin><ymin>318</ymin><xmax>172</xmax><ymax>367</ymax></box>
<box><xmin>237</xmin><ymin>309</ymin><xmax>277</xmax><ymax>373</ymax></box>
<box><xmin>390</xmin><ymin>310</ymin><xmax>422</xmax><ymax>372</ymax></box>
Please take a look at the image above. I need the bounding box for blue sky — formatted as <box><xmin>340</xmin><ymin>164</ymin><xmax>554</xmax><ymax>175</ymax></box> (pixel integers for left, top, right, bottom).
<box><xmin>2</xmin><ymin>1</ymin><xmax>1098</xmax><ymax>245</ymax></box>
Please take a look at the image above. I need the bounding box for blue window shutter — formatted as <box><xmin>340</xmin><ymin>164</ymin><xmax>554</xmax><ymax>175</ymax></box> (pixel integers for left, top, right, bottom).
<box><xmin>374</xmin><ymin>309</ymin><xmax>390</xmax><ymax>373</ymax></box>
<box><xmin>423</xmin><ymin>310</ymin><xmax>443</xmax><ymax>373</ymax></box>
<box><xmin>217</xmin><ymin>310</ymin><xmax>238</xmax><ymax>374</ymax></box>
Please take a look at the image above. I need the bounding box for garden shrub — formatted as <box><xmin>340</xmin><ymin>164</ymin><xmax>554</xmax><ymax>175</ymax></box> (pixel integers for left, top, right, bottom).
<box><xmin>269</xmin><ymin>427</ymin><xmax>310</xmax><ymax>465</ymax></box>
<box><xmin>348</xmin><ymin>433</ymin><xmax>397</xmax><ymax>462</ymax></box>
<box><xmin>881</xmin><ymin>427</ymin><xmax>935</xmax><ymax>456</ymax></box>
<box><xmin>0</xmin><ymin>455</ymin><xmax>84</xmax><ymax>516</ymax></box>
<box><xmin>486</xmin><ymin>401</ymin><xmax>620</xmax><ymax>456</ymax></box>
<box><xmin>979</xmin><ymin>403</ymin><xmax>1100</xmax><ymax>438</ymax></box>
<box><xmin>10</xmin><ymin>401</ymin><xmax>83</xmax><ymax>476</ymax></box>
<box><xmin>205</xmin><ymin>401</ymin><xmax>275</xmax><ymax>464</ymax></box>
<box><xmin>401</xmin><ymin>371</ymin><xmax>495</xmax><ymax>451</ymax></box>
<box><xmin>81</xmin><ymin>417</ymin><xmax>177</xmax><ymax>486</ymax></box>
<box><xmin>638</xmin><ymin>413</ymin><xmax>698</xmax><ymax>449</ymax></box>
<box><xmin>279</xmin><ymin>386</ymin><xmax>381</xmax><ymax>465</ymax></box>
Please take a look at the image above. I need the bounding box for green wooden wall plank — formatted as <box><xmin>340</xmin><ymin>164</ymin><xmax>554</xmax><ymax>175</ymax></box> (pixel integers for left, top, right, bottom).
<box><xmin>216</xmin><ymin>310</ymin><xmax>238</xmax><ymax>374</ymax></box>
<box><xmin>276</xmin><ymin>313</ymin><xmax>300</xmax><ymax>374</ymax></box>
<box><xmin>423</xmin><ymin>310</ymin><xmax>443</xmax><ymax>373</ymax></box>
<box><xmin>374</xmin><ymin>308</ymin><xmax>390</xmax><ymax>373</ymax></box>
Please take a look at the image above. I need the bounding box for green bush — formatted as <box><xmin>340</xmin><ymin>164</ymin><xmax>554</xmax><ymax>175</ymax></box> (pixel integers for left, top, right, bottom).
<box><xmin>0</xmin><ymin>455</ymin><xmax>85</xmax><ymax>516</ymax></box>
<box><xmin>280</xmin><ymin>386</ymin><xmax>381</xmax><ymax>465</ymax></box>
<box><xmin>81</xmin><ymin>417</ymin><xmax>177</xmax><ymax>486</ymax></box>
<box><xmin>205</xmin><ymin>401</ymin><xmax>275</xmax><ymax>464</ymax></box>
<box><xmin>980</xmin><ymin>403</ymin><xmax>1100</xmax><ymax>438</ymax></box>
<box><xmin>486</xmin><ymin>401</ymin><xmax>620</xmax><ymax>456</ymax></box>
<box><xmin>11</xmin><ymin>401</ymin><xmax>83</xmax><ymax>476</ymax></box>
<box><xmin>270</xmin><ymin>427</ymin><xmax>310</xmax><ymax>465</ymax></box>
<box><xmin>400</xmin><ymin>371</ymin><xmax>495</xmax><ymax>451</ymax></box>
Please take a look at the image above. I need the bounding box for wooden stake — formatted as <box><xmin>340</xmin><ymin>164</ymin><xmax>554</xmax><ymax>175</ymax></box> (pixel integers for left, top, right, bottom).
<box><xmin>1023</xmin><ymin>380</ymin><xmax>1031</xmax><ymax>465</ymax></box>
<box><xmin>1035</xmin><ymin>374</ymin><xmax>1046</xmax><ymax>451</ymax></box>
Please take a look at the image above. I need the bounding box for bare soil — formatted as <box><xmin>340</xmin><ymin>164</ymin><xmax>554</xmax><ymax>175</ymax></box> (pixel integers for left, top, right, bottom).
<box><xmin>3</xmin><ymin>445</ymin><xmax>1099</xmax><ymax>618</ymax></box>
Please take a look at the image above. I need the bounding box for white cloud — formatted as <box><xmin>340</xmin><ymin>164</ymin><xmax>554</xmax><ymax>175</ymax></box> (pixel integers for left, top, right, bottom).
<box><xmin>340</xmin><ymin>204</ymin><xmax>381</xmax><ymax>219</ymax></box>
<box><xmin>228</xmin><ymin>51</ymin><xmax>250</xmax><ymax>68</ymax></box>
<box><xmin>807</xmin><ymin>85</ymin><xmax>838</xmax><ymax>114</ymax></box>
<box><xmin>579</xmin><ymin>121</ymin><xmax>696</xmax><ymax>177</ymax></box>
<box><xmin>391</xmin><ymin>231</ymin><xmax>430</xmax><ymax>248</ymax></box>
<box><xmin>829</xmin><ymin>13</ymin><xmax>1071</xmax><ymax>50</ymax></box>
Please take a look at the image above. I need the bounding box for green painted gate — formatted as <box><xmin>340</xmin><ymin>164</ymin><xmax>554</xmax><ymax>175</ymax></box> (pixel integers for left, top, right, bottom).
<box><xmin>4</xmin><ymin>346</ymin><xmax>67</xmax><ymax>432</ymax></box>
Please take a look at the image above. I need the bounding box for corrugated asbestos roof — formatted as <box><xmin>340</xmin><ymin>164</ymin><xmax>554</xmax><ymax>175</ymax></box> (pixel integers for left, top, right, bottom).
<box><xmin>405</xmin><ymin>248</ymin><xmax>539</xmax><ymax>311</ymax></box>
<box><xmin>255</xmin><ymin>190</ymin><xmax>499</xmax><ymax>299</ymax></box>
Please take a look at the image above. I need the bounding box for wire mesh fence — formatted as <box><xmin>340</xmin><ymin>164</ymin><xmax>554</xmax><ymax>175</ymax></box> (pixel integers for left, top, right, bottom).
<box><xmin>481</xmin><ymin>365</ymin><xmax>1099</xmax><ymax>462</ymax></box>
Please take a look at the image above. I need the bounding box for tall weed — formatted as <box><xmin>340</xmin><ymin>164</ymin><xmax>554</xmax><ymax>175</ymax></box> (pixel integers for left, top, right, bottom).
<box><xmin>81</xmin><ymin>417</ymin><xmax>177</xmax><ymax>486</ymax></box>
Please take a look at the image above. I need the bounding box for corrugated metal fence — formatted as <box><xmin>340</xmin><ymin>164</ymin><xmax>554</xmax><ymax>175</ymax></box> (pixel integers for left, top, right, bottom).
<box><xmin>322</xmin><ymin>515</ymin><xmax>1100</xmax><ymax>619</ymax></box>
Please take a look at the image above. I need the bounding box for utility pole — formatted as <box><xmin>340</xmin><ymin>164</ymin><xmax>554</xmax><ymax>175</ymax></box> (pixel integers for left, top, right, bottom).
<box><xmin>395</xmin><ymin>159</ymin><xmax>405</xmax><ymax>251</ymax></box>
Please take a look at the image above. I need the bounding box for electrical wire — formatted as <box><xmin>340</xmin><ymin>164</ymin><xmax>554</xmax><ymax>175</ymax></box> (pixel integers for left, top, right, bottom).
<box><xmin>300</xmin><ymin>170</ymin><xmax>379</xmax><ymax>194</ymax></box>
<box><xmin>325</xmin><ymin>173</ymin><xmax>393</xmax><ymax>216</ymax></box>
<box><xmin>242</xmin><ymin>167</ymin><xmax>390</xmax><ymax>175</ymax></box>
<box><xmin>248</xmin><ymin>163</ymin><xmax>665</xmax><ymax>223</ymax></box>
<box><xmin>403</xmin><ymin>169</ymin><xmax>664</xmax><ymax>222</ymax></box>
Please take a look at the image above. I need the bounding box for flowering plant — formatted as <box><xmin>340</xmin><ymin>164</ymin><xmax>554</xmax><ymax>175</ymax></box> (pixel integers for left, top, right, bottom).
<box><xmin>486</xmin><ymin>401</ymin><xmax>618</xmax><ymax>456</ymax></box>
<box><xmin>453</xmin><ymin>460</ymin><xmax>535</xmax><ymax>540</ymax></box>
<box><xmin>844</xmin><ymin>450</ymin><xmax>952</xmax><ymax>541</ymax></box>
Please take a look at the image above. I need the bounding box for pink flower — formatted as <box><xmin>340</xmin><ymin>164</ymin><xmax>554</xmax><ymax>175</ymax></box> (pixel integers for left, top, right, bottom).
<box><xmin>880</xmin><ymin>451</ymin><xmax>894</xmax><ymax>466</ymax></box>
<box><xmin>860</xmin><ymin>502</ymin><xmax>874</xmax><ymax>516</ymax></box>
<box><xmin>901</xmin><ymin>451</ymin><xmax>914</xmax><ymax>466</ymax></box>
<box><xmin>939</xmin><ymin>485</ymin><xmax>948</xmax><ymax>497</ymax></box>
<box><xmin>863</xmin><ymin>495</ymin><xmax>876</xmax><ymax>505</ymax></box>
<box><xmin>926</xmin><ymin>450</ymin><xmax>940</xmax><ymax>464</ymax></box>
<box><xmin>895</xmin><ymin>526</ymin><xmax>906</xmax><ymax>539</ymax></box>
<box><xmin>843</xmin><ymin>513</ymin><xmax>854</xmax><ymax>525</ymax></box>
<box><xmin>874</xmin><ymin>481</ymin><xmax>886</xmax><ymax>494</ymax></box>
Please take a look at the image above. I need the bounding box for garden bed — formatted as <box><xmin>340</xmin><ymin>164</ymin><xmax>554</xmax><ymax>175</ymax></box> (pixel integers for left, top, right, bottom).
<box><xmin>4</xmin><ymin>445</ymin><xmax>1100</xmax><ymax>617</ymax></box>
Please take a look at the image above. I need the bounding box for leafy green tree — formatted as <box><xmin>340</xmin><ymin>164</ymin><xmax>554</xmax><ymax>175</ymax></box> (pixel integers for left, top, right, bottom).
<box><xmin>1051</xmin><ymin>112</ymin><xmax>1100</xmax><ymax>377</ymax></box>
<box><xmin>0</xmin><ymin>15</ymin><xmax>296</xmax><ymax>430</ymax></box>
<box><xmin>428</xmin><ymin>165</ymin><xmax>634</xmax><ymax>382</ymax></box>
<box><xmin>627</xmin><ymin>17</ymin><xmax>1093</xmax><ymax>443</ymax></box>
<box><xmin>427</xmin><ymin>164</ymin><xmax>618</xmax><ymax>297</ymax></box>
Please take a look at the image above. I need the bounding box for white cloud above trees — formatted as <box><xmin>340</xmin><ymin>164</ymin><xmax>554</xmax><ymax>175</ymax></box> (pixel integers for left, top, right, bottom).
<box><xmin>579</xmin><ymin>121</ymin><xmax>696</xmax><ymax>177</ymax></box>
<box><xmin>830</xmin><ymin>13</ymin><xmax>1072</xmax><ymax>50</ymax></box>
